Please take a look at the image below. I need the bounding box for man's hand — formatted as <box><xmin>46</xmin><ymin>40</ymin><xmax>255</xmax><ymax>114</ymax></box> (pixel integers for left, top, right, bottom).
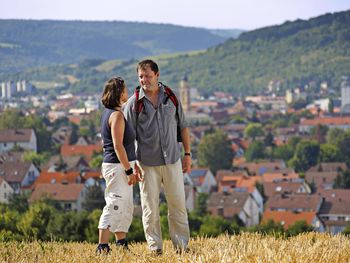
<box><xmin>134</xmin><ymin>162</ymin><xmax>143</xmax><ymax>182</ymax></box>
<box><xmin>182</xmin><ymin>155</ymin><xmax>192</xmax><ymax>174</ymax></box>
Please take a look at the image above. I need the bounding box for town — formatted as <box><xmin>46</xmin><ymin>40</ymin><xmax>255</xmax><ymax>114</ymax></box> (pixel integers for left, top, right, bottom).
<box><xmin>0</xmin><ymin>74</ymin><xmax>350</xmax><ymax>241</ymax></box>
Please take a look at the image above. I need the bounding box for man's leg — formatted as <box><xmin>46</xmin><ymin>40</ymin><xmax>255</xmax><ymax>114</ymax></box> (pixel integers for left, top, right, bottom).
<box><xmin>138</xmin><ymin>162</ymin><xmax>163</xmax><ymax>251</ymax></box>
<box><xmin>162</xmin><ymin>159</ymin><xmax>190</xmax><ymax>250</ymax></box>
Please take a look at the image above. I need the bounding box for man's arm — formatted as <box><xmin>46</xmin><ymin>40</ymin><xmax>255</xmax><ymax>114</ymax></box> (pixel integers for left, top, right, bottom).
<box><xmin>181</xmin><ymin>127</ymin><xmax>191</xmax><ymax>174</ymax></box>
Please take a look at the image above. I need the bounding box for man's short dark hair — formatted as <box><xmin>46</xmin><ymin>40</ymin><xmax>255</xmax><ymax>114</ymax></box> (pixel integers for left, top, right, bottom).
<box><xmin>137</xmin><ymin>59</ymin><xmax>159</xmax><ymax>74</ymax></box>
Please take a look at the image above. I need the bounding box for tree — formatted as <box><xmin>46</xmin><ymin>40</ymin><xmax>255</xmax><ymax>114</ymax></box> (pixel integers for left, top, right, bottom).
<box><xmin>47</xmin><ymin>210</ymin><xmax>89</xmax><ymax>241</ymax></box>
<box><xmin>328</xmin><ymin>98</ymin><xmax>334</xmax><ymax>113</ymax></box>
<box><xmin>342</xmin><ymin>223</ymin><xmax>350</xmax><ymax>236</ymax></box>
<box><xmin>244</xmin><ymin>123</ymin><xmax>264</xmax><ymax>141</ymax></box>
<box><xmin>128</xmin><ymin>217</ymin><xmax>146</xmax><ymax>242</ymax></box>
<box><xmin>89</xmin><ymin>155</ymin><xmax>103</xmax><ymax>169</ymax></box>
<box><xmin>23</xmin><ymin>151</ymin><xmax>50</xmax><ymax>168</ymax></box>
<box><xmin>17</xmin><ymin>202</ymin><xmax>56</xmax><ymax>240</ymax></box>
<box><xmin>199</xmin><ymin>215</ymin><xmax>231</xmax><ymax>237</ymax></box>
<box><xmin>8</xmin><ymin>193</ymin><xmax>29</xmax><ymax>213</ymax></box>
<box><xmin>333</xmin><ymin>170</ymin><xmax>350</xmax><ymax>189</ymax></box>
<box><xmin>247</xmin><ymin>219</ymin><xmax>284</xmax><ymax>237</ymax></box>
<box><xmin>194</xmin><ymin>193</ymin><xmax>209</xmax><ymax>216</ymax></box>
<box><xmin>84</xmin><ymin>209</ymin><xmax>102</xmax><ymax>243</ymax></box>
<box><xmin>273</xmin><ymin>144</ymin><xmax>293</xmax><ymax>161</ymax></box>
<box><xmin>319</xmin><ymin>144</ymin><xmax>341</xmax><ymax>162</ymax></box>
<box><xmin>288</xmin><ymin>140</ymin><xmax>320</xmax><ymax>172</ymax></box>
<box><xmin>82</xmin><ymin>183</ymin><xmax>105</xmax><ymax>212</ymax></box>
<box><xmin>197</xmin><ymin>129</ymin><xmax>233</xmax><ymax>174</ymax></box>
<box><xmin>287</xmin><ymin>220</ymin><xmax>313</xmax><ymax>237</ymax></box>
<box><xmin>327</xmin><ymin>128</ymin><xmax>345</xmax><ymax>145</ymax></box>
<box><xmin>245</xmin><ymin>141</ymin><xmax>266</xmax><ymax>161</ymax></box>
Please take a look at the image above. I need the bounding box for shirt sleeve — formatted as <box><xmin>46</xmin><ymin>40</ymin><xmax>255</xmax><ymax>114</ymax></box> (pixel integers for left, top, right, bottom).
<box><xmin>123</xmin><ymin>95</ymin><xmax>137</xmax><ymax>130</ymax></box>
<box><xmin>177</xmin><ymin>99</ymin><xmax>189</xmax><ymax>130</ymax></box>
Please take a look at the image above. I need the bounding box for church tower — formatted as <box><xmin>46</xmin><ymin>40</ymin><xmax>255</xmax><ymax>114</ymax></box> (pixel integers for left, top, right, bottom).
<box><xmin>180</xmin><ymin>74</ymin><xmax>191</xmax><ymax>112</ymax></box>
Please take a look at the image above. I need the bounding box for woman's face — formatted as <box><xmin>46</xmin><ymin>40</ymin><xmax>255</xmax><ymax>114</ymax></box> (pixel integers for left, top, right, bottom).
<box><xmin>120</xmin><ymin>85</ymin><xmax>128</xmax><ymax>104</ymax></box>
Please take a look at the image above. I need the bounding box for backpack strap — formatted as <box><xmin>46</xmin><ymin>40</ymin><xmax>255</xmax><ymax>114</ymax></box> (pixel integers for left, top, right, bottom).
<box><xmin>134</xmin><ymin>86</ymin><xmax>143</xmax><ymax>140</ymax></box>
<box><xmin>162</xmin><ymin>84</ymin><xmax>182</xmax><ymax>142</ymax></box>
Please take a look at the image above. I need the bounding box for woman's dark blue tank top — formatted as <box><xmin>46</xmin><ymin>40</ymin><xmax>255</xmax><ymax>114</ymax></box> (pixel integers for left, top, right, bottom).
<box><xmin>101</xmin><ymin>108</ymin><xmax>136</xmax><ymax>163</ymax></box>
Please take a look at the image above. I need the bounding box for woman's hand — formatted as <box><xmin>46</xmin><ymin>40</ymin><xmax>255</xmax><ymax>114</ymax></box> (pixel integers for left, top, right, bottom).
<box><xmin>127</xmin><ymin>174</ymin><xmax>138</xmax><ymax>185</ymax></box>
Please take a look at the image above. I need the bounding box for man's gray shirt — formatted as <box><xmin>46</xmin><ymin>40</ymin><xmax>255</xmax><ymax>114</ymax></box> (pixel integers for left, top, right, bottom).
<box><xmin>124</xmin><ymin>83</ymin><xmax>189</xmax><ymax>166</ymax></box>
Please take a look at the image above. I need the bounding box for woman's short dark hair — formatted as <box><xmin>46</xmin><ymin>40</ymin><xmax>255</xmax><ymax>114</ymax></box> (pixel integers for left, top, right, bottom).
<box><xmin>137</xmin><ymin>59</ymin><xmax>159</xmax><ymax>74</ymax></box>
<box><xmin>101</xmin><ymin>77</ymin><xmax>125</xmax><ymax>109</ymax></box>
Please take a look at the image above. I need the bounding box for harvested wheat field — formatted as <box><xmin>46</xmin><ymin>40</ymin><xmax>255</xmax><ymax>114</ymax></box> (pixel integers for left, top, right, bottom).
<box><xmin>1</xmin><ymin>232</ymin><xmax>350</xmax><ymax>263</ymax></box>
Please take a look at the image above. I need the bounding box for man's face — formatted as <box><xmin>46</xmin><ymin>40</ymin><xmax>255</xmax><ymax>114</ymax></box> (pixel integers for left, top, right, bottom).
<box><xmin>138</xmin><ymin>66</ymin><xmax>159</xmax><ymax>91</ymax></box>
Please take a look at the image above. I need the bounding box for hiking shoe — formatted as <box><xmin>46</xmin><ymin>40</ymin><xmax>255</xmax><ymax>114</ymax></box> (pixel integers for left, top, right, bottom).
<box><xmin>116</xmin><ymin>239</ymin><xmax>129</xmax><ymax>250</ymax></box>
<box><xmin>151</xmin><ymin>249</ymin><xmax>163</xmax><ymax>256</ymax></box>
<box><xmin>96</xmin><ymin>244</ymin><xmax>111</xmax><ymax>254</ymax></box>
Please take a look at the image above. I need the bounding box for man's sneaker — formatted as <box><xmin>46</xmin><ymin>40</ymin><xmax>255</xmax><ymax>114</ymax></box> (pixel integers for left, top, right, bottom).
<box><xmin>96</xmin><ymin>243</ymin><xmax>111</xmax><ymax>254</ymax></box>
<box><xmin>151</xmin><ymin>249</ymin><xmax>163</xmax><ymax>256</ymax></box>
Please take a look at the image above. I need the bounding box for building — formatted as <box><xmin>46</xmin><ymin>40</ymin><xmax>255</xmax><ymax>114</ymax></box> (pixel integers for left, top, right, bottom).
<box><xmin>179</xmin><ymin>74</ymin><xmax>191</xmax><ymax>112</ymax></box>
<box><xmin>341</xmin><ymin>76</ymin><xmax>350</xmax><ymax>113</ymax></box>
<box><xmin>184</xmin><ymin>168</ymin><xmax>217</xmax><ymax>193</ymax></box>
<box><xmin>207</xmin><ymin>191</ymin><xmax>260</xmax><ymax>227</ymax></box>
<box><xmin>0</xmin><ymin>177</ymin><xmax>14</xmax><ymax>203</ymax></box>
<box><xmin>299</xmin><ymin>117</ymin><xmax>350</xmax><ymax>133</ymax></box>
<box><xmin>29</xmin><ymin>183</ymin><xmax>87</xmax><ymax>211</ymax></box>
<box><xmin>0</xmin><ymin>161</ymin><xmax>40</xmax><ymax>194</ymax></box>
<box><xmin>0</xmin><ymin>129</ymin><xmax>37</xmax><ymax>153</ymax></box>
<box><xmin>262</xmin><ymin>211</ymin><xmax>324</xmax><ymax>232</ymax></box>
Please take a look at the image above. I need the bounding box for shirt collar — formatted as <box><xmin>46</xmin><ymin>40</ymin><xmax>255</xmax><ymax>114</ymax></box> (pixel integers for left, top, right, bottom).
<box><xmin>138</xmin><ymin>83</ymin><xmax>165</xmax><ymax>104</ymax></box>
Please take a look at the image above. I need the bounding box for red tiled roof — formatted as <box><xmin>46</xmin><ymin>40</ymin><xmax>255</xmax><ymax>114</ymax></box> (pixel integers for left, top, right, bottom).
<box><xmin>29</xmin><ymin>183</ymin><xmax>85</xmax><ymax>202</ymax></box>
<box><xmin>262</xmin><ymin>210</ymin><xmax>317</xmax><ymax>229</ymax></box>
<box><xmin>60</xmin><ymin>144</ymin><xmax>102</xmax><ymax>159</ymax></box>
<box><xmin>262</xmin><ymin>171</ymin><xmax>299</xmax><ymax>183</ymax></box>
<box><xmin>300</xmin><ymin>117</ymin><xmax>350</xmax><ymax>126</ymax></box>
<box><xmin>35</xmin><ymin>171</ymin><xmax>81</xmax><ymax>185</ymax></box>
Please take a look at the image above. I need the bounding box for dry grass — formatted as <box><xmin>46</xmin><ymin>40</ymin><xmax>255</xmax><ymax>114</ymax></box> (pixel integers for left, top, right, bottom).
<box><xmin>1</xmin><ymin>232</ymin><xmax>350</xmax><ymax>263</ymax></box>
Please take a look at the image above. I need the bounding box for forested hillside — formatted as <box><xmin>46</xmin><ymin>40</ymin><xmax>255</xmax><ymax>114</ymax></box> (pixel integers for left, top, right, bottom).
<box><xmin>1</xmin><ymin>10</ymin><xmax>349</xmax><ymax>95</ymax></box>
<box><xmin>0</xmin><ymin>20</ymin><xmax>228</xmax><ymax>73</ymax></box>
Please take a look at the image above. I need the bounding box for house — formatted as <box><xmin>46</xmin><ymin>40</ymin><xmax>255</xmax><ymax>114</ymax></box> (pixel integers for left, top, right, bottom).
<box><xmin>262</xmin><ymin>211</ymin><xmax>324</xmax><ymax>232</ymax></box>
<box><xmin>207</xmin><ymin>191</ymin><xmax>260</xmax><ymax>227</ymax></box>
<box><xmin>263</xmin><ymin>179</ymin><xmax>311</xmax><ymax>199</ymax></box>
<box><xmin>265</xmin><ymin>194</ymin><xmax>323</xmax><ymax>212</ymax></box>
<box><xmin>29</xmin><ymin>183</ymin><xmax>87</xmax><ymax>211</ymax></box>
<box><xmin>305</xmin><ymin>171</ymin><xmax>339</xmax><ymax>190</ymax></box>
<box><xmin>42</xmin><ymin>155</ymin><xmax>89</xmax><ymax>172</ymax></box>
<box><xmin>307</xmin><ymin>162</ymin><xmax>348</xmax><ymax>173</ymax></box>
<box><xmin>237</xmin><ymin>160</ymin><xmax>286</xmax><ymax>176</ymax></box>
<box><xmin>184</xmin><ymin>168</ymin><xmax>216</xmax><ymax>193</ymax></box>
<box><xmin>216</xmin><ymin>171</ymin><xmax>263</xmax><ymax>214</ymax></box>
<box><xmin>184</xmin><ymin>184</ymin><xmax>196</xmax><ymax>212</ymax></box>
<box><xmin>0</xmin><ymin>129</ymin><xmax>37</xmax><ymax>153</ymax></box>
<box><xmin>317</xmin><ymin>189</ymin><xmax>350</xmax><ymax>234</ymax></box>
<box><xmin>299</xmin><ymin>116</ymin><xmax>350</xmax><ymax>133</ymax></box>
<box><xmin>262</xmin><ymin>170</ymin><xmax>299</xmax><ymax>183</ymax></box>
<box><xmin>35</xmin><ymin>171</ymin><xmax>82</xmax><ymax>185</ymax></box>
<box><xmin>60</xmin><ymin>144</ymin><xmax>102</xmax><ymax>160</ymax></box>
<box><xmin>0</xmin><ymin>161</ymin><xmax>40</xmax><ymax>193</ymax></box>
<box><xmin>0</xmin><ymin>177</ymin><xmax>14</xmax><ymax>203</ymax></box>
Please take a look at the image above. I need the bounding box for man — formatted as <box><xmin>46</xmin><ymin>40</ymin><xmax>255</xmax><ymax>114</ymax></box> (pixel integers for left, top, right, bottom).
<box><xmin>124</xmin><ymin>59</ymin><xmax>191</xmax><ymax>254</ymax></box>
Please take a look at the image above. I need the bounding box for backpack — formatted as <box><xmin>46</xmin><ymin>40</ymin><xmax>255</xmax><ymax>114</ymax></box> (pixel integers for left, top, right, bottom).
<box><xmin>134</xmin><ymin>83</ymin><xmax>182</xmax><ymax>142</ymax></box>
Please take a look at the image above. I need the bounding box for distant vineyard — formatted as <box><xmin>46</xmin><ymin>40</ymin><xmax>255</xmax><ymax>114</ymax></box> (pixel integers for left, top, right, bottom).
<box><xmin>1</xmin><ymin>232</ymin><xmax>350</xmax><ymax>262</ymax></box>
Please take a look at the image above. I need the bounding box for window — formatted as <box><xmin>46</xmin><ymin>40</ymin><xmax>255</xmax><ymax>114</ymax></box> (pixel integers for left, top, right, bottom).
<box><xmin>64</xmin><ymin>203</ymin><xmax>72</xmax><ymax>210</ymax></box>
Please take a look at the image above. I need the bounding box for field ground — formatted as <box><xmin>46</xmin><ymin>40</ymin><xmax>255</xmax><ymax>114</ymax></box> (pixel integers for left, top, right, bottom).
<box><xmin>1</xmin><ymin>232</ymin><xmax>350</xmax><ymax>262</ymax></box>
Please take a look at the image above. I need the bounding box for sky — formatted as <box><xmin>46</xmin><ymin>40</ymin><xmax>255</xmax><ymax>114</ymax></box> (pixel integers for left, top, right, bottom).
<box><xmin>0</xmin><ymin>0</ymin><xmax>349</xmax><ymax>30</ymax></box>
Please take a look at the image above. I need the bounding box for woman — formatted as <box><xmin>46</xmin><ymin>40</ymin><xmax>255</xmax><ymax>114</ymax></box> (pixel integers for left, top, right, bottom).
<box><xmin>97</xmin><ymin>77</ymin><xmax>140</xmax><ymax>253</ymax></box>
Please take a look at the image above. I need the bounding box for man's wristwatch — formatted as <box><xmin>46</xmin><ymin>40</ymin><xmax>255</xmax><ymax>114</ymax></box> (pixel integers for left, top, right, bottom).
<box><xmin>184</xmin><ymin>152</ymin><xmax>191</xmax><ymax>157</ymax></box>
<box><xmin>125</xmin><ymin>167</ymin><xmax>133</xmax><ymax>176</ymax></box>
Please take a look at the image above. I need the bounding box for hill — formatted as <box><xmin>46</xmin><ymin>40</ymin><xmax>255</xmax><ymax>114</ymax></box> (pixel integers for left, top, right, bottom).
<box><xmin>0</xmin><ymin>19</ymin><xmax>230</xmax><ymax>73</ymax></box>
<box><xmin>1</xmin><ymin>233</ymin><xmax>349</xmax><ymax>262</ymax></box>
<box><xmin>1</xmin><ymin>10</ymin><xmax>349</xmax><ymax>95</ymax></box>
